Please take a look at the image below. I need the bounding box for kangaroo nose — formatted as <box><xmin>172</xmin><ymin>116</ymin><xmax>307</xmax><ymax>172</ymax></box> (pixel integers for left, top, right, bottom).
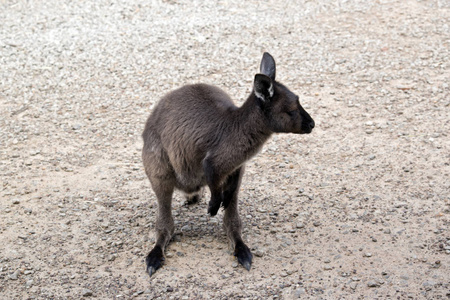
<box><xmin>309</xmin><ymin>120</ymin><xmax>315</xmax><ymax>129</ymax></box>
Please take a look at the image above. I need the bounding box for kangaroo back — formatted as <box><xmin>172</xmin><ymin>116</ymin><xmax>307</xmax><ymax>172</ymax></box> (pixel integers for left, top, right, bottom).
<box><xmin>143</xmin><ymin>83</ymin><xmax>242</xmax><ymax>189</ymax></box>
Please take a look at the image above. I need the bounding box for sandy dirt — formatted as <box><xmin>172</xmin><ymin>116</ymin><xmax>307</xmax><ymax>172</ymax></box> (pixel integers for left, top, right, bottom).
<box><xmin>1</xmin><ymin>0</ymin><xmax>449</xmax><ymax>299</ymax></box>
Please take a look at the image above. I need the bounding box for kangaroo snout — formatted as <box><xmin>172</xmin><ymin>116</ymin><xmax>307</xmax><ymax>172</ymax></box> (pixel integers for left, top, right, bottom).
<box><xmin>301</xmin><ymin>121</ymin><xmax>314</xmax><ymax>134</ymax></box>
<box><xmin>306</xmin><ymin>119</ymin><xmax>315</xmax><ymax>132</ymax></box>
<box><xmin>300</xmin><ymin>109</ymin><xmax>315</xmax><ymax>134</ymax></box>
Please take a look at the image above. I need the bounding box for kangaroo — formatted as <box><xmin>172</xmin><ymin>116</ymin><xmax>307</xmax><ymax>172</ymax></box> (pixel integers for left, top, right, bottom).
<box><xmin>142</xmin><ymin>52</ymin><xmax>315</xmax><ymax>276</ymax></box>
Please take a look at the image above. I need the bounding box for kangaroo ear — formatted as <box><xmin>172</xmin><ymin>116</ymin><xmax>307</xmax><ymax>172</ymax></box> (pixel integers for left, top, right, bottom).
<box><xmin>254</xmin><ymin>74</ymin><xmax>274</xmax><ymax>102</ymax></box>
<box><xmin>260</xmin><ymin>52</ymin><xmax>276</xmax><ymax>81</ymax></box>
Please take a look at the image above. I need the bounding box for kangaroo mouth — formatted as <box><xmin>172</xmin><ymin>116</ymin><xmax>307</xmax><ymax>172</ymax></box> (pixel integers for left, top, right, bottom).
<box><xmin>300</xmin><ymin>124</ymin><xmax>314</xmax><ymax>134</ymax></box>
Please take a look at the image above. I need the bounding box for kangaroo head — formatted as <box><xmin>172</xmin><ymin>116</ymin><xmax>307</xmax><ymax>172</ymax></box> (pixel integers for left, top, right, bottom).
<box><xmin>254</xmin><ymin>52</ymin><xmax>315</xmax><ymax>134</ymax></box>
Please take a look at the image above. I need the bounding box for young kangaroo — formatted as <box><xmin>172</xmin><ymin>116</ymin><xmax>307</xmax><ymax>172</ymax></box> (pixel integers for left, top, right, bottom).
<box><xmin>142</xmin><ymin>53</ymin><xmax>314</xmax><ymax>276</ymax></box>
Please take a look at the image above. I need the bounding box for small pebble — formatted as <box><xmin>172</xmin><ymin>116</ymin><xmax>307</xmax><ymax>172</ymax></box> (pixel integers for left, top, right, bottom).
<box><xmin>367</xmin><ymin>280</ymin><xmax>379</xmax><ymax>287</ymax></box>
<box><xmin>296</xmin><ymin>223</ymin><xmax>305</xmax><ymax>229</ymax></box>
<box><xmin>81</xmin><ymin>289</ymin><xmax>93</xmax><ymax>297</ymax></box>
<box><xmin>294</xmin><ymin>288</ymin><xmax>306</xmax><ymax>298</ymax></box>
<box><xmin>9</xmin><ymin>271</ymin><xmax>19</xmax><ymax>280</ymax></box>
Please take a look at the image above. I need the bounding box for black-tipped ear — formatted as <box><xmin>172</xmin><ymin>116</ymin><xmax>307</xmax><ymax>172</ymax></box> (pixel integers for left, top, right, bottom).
<box><xmin>260</xmin><ymin>52</ymin><xmax>276</xmax><ymax>81</ymax></box>
<box><xmin>254</xmin><ymin>74</ymin><xmax>274</xmax><ymax>102</ymax></box>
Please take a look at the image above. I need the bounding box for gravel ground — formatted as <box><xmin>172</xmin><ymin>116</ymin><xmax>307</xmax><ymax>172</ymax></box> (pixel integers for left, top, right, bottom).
<box><xmin>1</xmin><ymin>0</ymin><xmax>449</xmax><ymax>299</ymax></box>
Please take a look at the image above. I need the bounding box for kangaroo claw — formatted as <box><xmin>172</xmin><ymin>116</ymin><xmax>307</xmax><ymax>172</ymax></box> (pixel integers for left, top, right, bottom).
<box><xmin>146</xmin><ymin>246</ymin><xmax>165</xmax><ymax>277</ymax></box>
<box><xmin>234</xmin><ymin>240</ymin><xmax>253</xmax><ymax>271</ymax></box>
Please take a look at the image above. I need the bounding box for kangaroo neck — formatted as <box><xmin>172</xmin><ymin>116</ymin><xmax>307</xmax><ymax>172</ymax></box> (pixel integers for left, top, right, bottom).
<box><xmin>241</xmin><ymin>94</ymin><xmax>271</xmax><ymax>132</ymax></box>
<box><xmin>228</xmin><ymin>94</ymin><xmax>273</xmax><ymax>157</ymax></box>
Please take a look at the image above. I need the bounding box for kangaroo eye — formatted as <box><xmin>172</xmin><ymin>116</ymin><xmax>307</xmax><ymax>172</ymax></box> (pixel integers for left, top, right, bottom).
<box><xmin>287</xmin><ymin>110</ymin><xmax>296</xmax><ymax>117</ymax></box>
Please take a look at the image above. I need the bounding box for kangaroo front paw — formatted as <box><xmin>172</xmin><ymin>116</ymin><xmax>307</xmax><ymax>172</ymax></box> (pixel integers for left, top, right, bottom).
<box><xmin>207</xmin><ymin>197</ymin><xmax>222</xmax><ymax>216</ymax></box>
<box><xmin>146</xmin><ymin>246</ymin><xmax>165</xmax><ymax>277</ymax></box>
<box><xmin>234</xmin><ymin>240</ymin><xmax>253</xmax><ymax>271</ymax></box>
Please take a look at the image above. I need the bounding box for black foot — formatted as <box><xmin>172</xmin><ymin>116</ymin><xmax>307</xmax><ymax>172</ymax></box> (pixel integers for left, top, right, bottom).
<box><xmin>234</xmin><ymin>240</ymin><xmax>253</xmax><ymax>271</ymax></box>
<box><xmin>207</xmin><ymin>197</ymin><xmax>222</xmax><ymax>216</ymax></box>
<box><xmin>146</xmin><ymin>246</ymin><xmax>164</xmax><ymax>277</ymax></box>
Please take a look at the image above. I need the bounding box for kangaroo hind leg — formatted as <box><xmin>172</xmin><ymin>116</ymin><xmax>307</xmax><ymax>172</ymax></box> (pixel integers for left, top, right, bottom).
<box><xmin>222</xmin><ymin>166</ymin><xmax>253</xmax><ymax>270</ymax></box>
<box><xmin>145</xmin><ymin>176</ymin><xmax>175</xmax><ymax>277</ymax></box>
